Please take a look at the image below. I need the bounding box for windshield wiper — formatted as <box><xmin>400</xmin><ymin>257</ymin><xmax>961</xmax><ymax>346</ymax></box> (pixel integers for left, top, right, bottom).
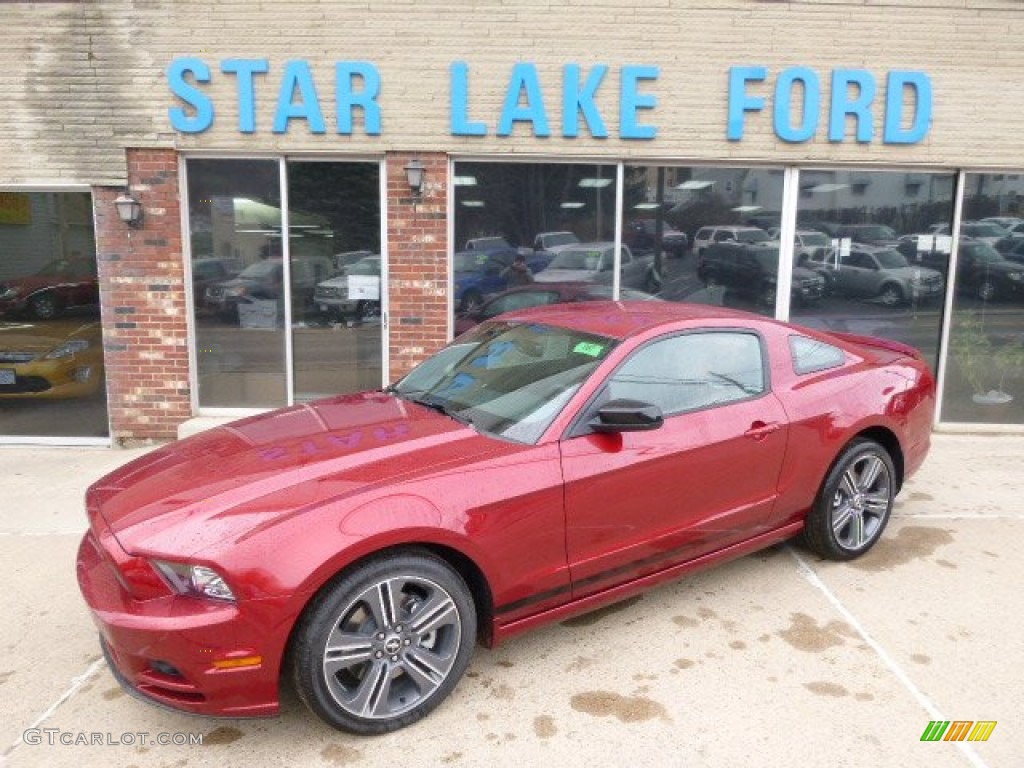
<box><xmin>408</xmin><ymin>395</ymin><xmax>475</xmax><ymax>427</ymax></box>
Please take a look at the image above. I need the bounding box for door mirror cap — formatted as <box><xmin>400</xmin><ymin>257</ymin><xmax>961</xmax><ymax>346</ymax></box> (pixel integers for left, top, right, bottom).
<box><xmin>590</xmin><ymin>398</ymin><xmax>664</xmax><ymax>432</ymax></box>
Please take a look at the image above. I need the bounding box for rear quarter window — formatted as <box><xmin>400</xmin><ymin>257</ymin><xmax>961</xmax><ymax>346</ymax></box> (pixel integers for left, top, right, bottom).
<box><xmin>790</xmin><ymin>335</ymin><xmax>846</xmax><ymax>375</ymax></box>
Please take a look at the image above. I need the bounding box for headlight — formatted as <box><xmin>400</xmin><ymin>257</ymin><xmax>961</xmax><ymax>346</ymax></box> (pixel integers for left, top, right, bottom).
<box><xmin>0</xmin><ymin>287</ymin><xmax>19</xmax><ymax>300</ymax></box>
<box><xmin>1008</xmin><ymin>273</ymin><xmax>1023</xmax><ymax>281</ymax></box>
<box><xmin>44</xmin><ymin>339</ymin><xmax>89</xmax><ymax>359</ymax></box>
<box><xmin>152</xmin><ymin>560</ymin><xmax>236</xmax><ymax>601</ymax></box>
<box><xmin>224</xmin><ymin>286</ymin><xmax>246</xmax><ymax>297</ymax></box>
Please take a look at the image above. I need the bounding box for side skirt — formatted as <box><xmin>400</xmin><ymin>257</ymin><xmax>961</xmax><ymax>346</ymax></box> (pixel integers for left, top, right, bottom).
<box><xmin>489</xmin><ymin>520</ymin><xmax>805</xmax><ymax>647</ymax></box>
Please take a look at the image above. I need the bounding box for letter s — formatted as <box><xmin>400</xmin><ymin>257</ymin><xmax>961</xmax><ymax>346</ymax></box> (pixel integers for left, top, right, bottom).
<box><xmin>168</xmin><ymin>57</ymin><xmax>214</xmax><ymax>133</ymax></box>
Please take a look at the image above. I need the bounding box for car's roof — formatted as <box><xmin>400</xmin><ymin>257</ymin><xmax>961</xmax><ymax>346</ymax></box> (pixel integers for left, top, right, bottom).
<box><xmin>501</xmin><ymin>300</ymin><xmax>770</xmax><ymax>340</ymax></box>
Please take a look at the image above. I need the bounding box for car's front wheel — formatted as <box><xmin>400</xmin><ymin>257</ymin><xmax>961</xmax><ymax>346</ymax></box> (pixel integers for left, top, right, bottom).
<box><xmin>29</xmin><ymin>292</ymin><xmax>60</xmax><ymax>320</ymax></box>
<box><xmin>292</xmin><ymin>550</ymin><xmax>477</xmax><ymax>734</ymax></box>
<box><xmin>878</xmin><ymin>283</ymin><xmax>904</xmax><ymax>307</ymax></box>
<box><xmin>801</xmin><ymin>439</ymin><xmax>895</xmax><ymax>561</ymax></box>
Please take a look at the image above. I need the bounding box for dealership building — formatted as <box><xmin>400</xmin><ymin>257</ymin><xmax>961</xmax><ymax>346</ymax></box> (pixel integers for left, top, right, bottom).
<box><xmin>1</xmin><ymin>0</ymin><xmax>1023</xmax><ymax>445</ymax></box>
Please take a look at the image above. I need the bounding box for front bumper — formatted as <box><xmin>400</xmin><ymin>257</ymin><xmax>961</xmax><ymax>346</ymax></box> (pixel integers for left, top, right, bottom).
<box><xmin>76</xmin><ymin>528</ymin><xmax>289</xmax><ymax>718</ymax></box>
<box><xmin>0</xmin><ymin>359</ymin><xmax>102</xmax><ymax>399</ymax></box>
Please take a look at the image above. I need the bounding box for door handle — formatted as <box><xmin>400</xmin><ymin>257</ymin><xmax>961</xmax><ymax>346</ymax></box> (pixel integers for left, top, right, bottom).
<box><xmin>744</xmin><ymin>421</ymin><xmax>780</xmax><ymax>441</ymax></box>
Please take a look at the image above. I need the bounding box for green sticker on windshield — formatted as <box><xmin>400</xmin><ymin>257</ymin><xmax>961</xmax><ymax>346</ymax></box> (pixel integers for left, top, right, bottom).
<box><xmin>574</xmin><ymin>341</ymin><xmax>605</xmax><ymax>357</ymax></box>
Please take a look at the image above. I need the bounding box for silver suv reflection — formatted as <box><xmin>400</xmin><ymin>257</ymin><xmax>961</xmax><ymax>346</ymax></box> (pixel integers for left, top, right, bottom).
<box><xmin>806</xmin><ymin>244</ymin><xmax>944</xmax><ymax>306</ymax></box>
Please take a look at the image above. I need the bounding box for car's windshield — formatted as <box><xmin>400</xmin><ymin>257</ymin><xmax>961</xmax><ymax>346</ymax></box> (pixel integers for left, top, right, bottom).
<box><xmin>549</xmin><ymin>248</ymin><xmax>605</xmax><ymax>271</ymax></box>
<box><xmin>393</xmin><ymin>321</ymin><xmax>617</xmax><ymax>444</ymax></box>
<box><xmin>238</xmin><ymin>260</ymin><xmax>280</xmax><ymax>278</ymax></box>
<box><xmin>453</xmin><ymin>252</ymin><xmax>495</xmax><ymax>272</ymax></box>
<box><xmin>545</xmin><ymin>232</ymin><xmax>579</xmax><ymax>247</ymax></box>
<box><xmin>874</xmin><ymin>249</ymin><xmax>909</xmax><ymax>269</ymax></box>
<box><xmin>965</xmin><ymin>243</ymin><xmax>1003</xmax><ymax>264</ymax></box>
<box><xmin>853</xmin><ymin>225</ymin><xmax>897</xmax><ymax>240</ymax></box>
<box><xmin>801</xmin><ymin>232</ymin><xmax>830</xmax><ymax>246</ymax></box>
<box><xmin>736</xmin><ymin>229</ymin><xmax>771</xmax><ymax>243</ymax></box>
<box><xmin>965</xmin><ymin>223</ymin><xmax>1008</xmax><ymax>238</ymax></box>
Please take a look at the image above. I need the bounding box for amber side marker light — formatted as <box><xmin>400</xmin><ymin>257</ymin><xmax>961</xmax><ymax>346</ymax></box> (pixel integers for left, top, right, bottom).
<box><xmin>211</xmin><ymin>656</ymin><xmax>263</xmax><ymax>670</ymax></box>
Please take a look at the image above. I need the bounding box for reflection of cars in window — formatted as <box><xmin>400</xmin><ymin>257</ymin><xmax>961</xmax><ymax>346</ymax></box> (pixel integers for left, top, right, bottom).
<box><xmin>77</xmin><ymin>301</ymin><xmax>936</xmax><ymax>735</ymax></box>
<box><xmin>0</xmin><ymin>258</ymin><xmax>99</xmax><ymax>320</ymax></box>
<box><xmin>806</xmin><ymin>245</ymin><xmax>944</xmax><ymax>306</ymax></box>
<box><xmin>534</xmin><ymin>242</ymin><xmax>661</xmax><ymax>293</ymax></box>
<box><xmin>697</xmin><ymin>243</ymin><xmax>825</xmax><ymax>306</ymax></box>
<box><xmin>692</xmin><ymin>226</ymin><xmax>771</xmax><ymax>259</ymax></box>
<box><xmin>453</xmin><ymin>281</ymin><xmax>660</xmax><ymax>335</ymax></box>
<box><xmin>532</xmin><ymin>231</ymin><xmax>580</xmax><ymax>254</ymax></box>
<box><xmin>833</xmin><ymin>224</ymin><xmax>900</xmax><ymax>246</ymax></box>
<box><xmin>191</xmin><ymin>258</ymin><xmax>240</xmax><ymax>308</ymax></box>
<box><xmin>0</xmin><ymin>320</ymin><xmax>104</xmax><ymax>398</ymax></box>
<box><xmin>313</xmin><ymin>255</ymin><xmax>382</xmax><ymax>322</ymax></box>
<box><xmin>932</xmin><ymin>240</ymin><xmax>1024</xmax><ymax>302</ymax></box>
<box><xmin>453</xmin><ymin>250</ymin><xmax>554</xmax><ymax>311</ymax></box>
<box><xmin>624</xmin><ymin>220</ymin><xmax>688</xmax><ymax>257</ymax></box>
<box><xmin>205</xmin><ymin>257</ymin><xmax>332</xmax><ymax>320</ymax></box>
<box><xmin>929</xmin><ymin>221</ymin><xmax>1009</xmax><ymax>245</ymax></box>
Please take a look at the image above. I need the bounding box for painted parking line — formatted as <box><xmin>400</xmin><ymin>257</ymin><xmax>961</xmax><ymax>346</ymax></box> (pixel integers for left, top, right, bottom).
<box><xmin>786</xmin><ymin>546</ymin><xmax>989</xmax><ymax>768</ymax></box>
<box><xmin>2</xmin><ymin>659</ymin><xmax>106</xmax><ymax>763</ymax></box>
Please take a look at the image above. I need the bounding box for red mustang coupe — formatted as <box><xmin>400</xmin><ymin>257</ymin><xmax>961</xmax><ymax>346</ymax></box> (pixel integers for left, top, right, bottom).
<box><xmin>77</xmin><ymin>302</ymin><xmax>935</xmax><ymax>734</ymax></box>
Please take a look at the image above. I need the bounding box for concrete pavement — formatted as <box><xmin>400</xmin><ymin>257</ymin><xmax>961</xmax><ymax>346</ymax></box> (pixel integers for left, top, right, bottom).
<box><xmin>0</xmin><ymin>434</ymin><xmax>1020</xmax><ymax>767</ymax></box>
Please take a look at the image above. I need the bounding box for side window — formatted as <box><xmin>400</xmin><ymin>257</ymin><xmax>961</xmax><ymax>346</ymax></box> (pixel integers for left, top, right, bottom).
<box><xmin>790</xmin><ymin>335</ymin><xmax>846</xmax><ymax>374</ymax></box>
<box><xmin>606</xmin><ymin>332</ymin><xmax>765</xmax><ymax>415</ymax></box>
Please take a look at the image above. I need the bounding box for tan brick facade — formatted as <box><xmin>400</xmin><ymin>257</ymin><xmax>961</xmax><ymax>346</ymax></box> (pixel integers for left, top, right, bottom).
<box><xmin>3</xmin><ymin>1</ymin><xmax>1024</xmax><ymax>439</ymax></box>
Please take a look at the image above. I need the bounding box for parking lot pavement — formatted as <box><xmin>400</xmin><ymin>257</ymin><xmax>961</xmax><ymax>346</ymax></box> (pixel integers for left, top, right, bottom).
<box><xmin>0</xmin><ymin>436</ymin><xmax>1020</xmax><ymax>767</ymax></box>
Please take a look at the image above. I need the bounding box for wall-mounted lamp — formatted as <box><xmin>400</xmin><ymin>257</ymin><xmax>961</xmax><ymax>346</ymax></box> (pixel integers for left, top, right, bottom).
<box><xmin>114</xmin><ymin>191</ymin><xmax>144</xmax><ymax>228</ymax></box>
<box><xmin>403</xmin><ymin>158</ymin><xmax>425</xmax><ymax>198</ymax></box>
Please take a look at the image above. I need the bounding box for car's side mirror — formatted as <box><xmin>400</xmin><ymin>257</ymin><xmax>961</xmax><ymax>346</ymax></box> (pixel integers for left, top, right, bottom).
<box><xmin>589</xmin><ymin>398</ymin><xmax>664</xmax><ymax>432</ymax></box>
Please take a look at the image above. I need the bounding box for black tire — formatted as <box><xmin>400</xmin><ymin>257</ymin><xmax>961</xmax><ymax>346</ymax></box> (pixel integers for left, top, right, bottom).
<box><xmin>801</xmin><ymin>439</ymin><xmax>896</xmax><ymax>561</ymax></box>
<box><xmin>878</xmin><ymin>283</ymin><xmax>904</xmax><ymax>307</ymax></box>
<box><xmin>292</xmin><ymin>550</ymin><xmax>477</xmax><ymax>734</ymax></box>
<box><xmin>29</xmin><ymin>292</ymin><xmax>59</xmax><ymax>320</ymax></box>
<box><xmin>976</xmin><ymin>279</ymin><xmax>997</xmax><ymax>302</ymax></box>
<box><xmin>760</xmin><ymin>283</ymin><xmax>778</xmax><ymax>307</ymax></box>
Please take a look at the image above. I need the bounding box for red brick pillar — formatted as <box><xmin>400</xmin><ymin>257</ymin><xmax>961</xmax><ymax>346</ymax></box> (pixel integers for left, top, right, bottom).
<box><xmin>94</xmin><ymin>148</ymin><xmax>191</xmax><ymax>443</ymax></box>
<box><xmin>386</xmin><ymin>152</ymin><xmax>449</xmax><ymax>380</ymax></box>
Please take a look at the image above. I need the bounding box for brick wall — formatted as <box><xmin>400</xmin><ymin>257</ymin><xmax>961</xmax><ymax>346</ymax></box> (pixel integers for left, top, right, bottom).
<box><xmin>94</xmin><ymin>149</ymin><xmax>191</xmax><ymax>443</ymax></box>
<box><xmin>386</xmin><ymin>152</ymin><xmax>449</xmax><ymax>380</ymax></box>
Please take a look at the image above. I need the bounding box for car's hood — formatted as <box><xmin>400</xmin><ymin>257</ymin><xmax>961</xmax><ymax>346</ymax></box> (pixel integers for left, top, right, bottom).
<box><xmin>792</xmin><ymin>266</ymin><xmax>822</xmax><ymax>281</ymax></box>
<box><xmin>87</xmin><ymin>393</ymin><xmax>505</xmax><ymax>556</ymax></box>
<box><xmin>978</xmin><ymin>260</ymin><xmax>1024</xmax><ymax>275</ymax></box>
<box><xmin>535</xmin><ymin>269</ymin><xmax>598</xmax><ymax>283</ymax></box>
<box><xmin>317</xmin><ymin>276</ymin><xmax>349</xmax><ymax>288</ymax></box>
<box><xmin>0</xmin><ymin>321</ymin><xmax>98</xmax><ymax>355</ymax></box>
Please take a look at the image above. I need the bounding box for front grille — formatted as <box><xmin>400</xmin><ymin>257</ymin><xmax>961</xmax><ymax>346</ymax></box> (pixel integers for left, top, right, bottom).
<box><xmin>315</xmin><ymin>286</ymin><xmax>341</xmax><ymax>299</ymax></box>
<box><xmin>0</xmin><ymin>352</ymin><xmax>35</xmax><ymax>363</ymax></box>
<box><xmin>206</xmin><ymin>287</ymin><xmax>224</xmax><ymax>298</ymax></box>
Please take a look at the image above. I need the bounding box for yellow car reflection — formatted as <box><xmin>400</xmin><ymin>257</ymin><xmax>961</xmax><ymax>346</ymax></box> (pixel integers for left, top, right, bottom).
<box><xmin>0</xmin><ymin>321</ymin><xmax>104</xmax><ymax>399</ymax></box>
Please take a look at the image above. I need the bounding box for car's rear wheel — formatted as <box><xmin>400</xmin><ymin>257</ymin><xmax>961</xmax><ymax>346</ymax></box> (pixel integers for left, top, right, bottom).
<box><xmin>976</xmin><ymin>279</ymin><xmax>997</xmax><ymax>302</ymax></box>
<box><xmin>801</xmin><ymin>439</ymin><xmax>895</xmax><ymax>561</ymax></box>
<box><xmin>292</xmin><ymin>551</ymin><xmax>476</xmax><ymax>734</ymax></box>
<box><xmin>29</xmin><ymin>292</ymin><xmax>60</xmax><ymax>320</ymax></box>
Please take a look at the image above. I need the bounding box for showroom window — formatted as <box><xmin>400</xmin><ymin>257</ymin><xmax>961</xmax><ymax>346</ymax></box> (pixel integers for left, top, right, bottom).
<box><xmin>788</xmin><ymin>168</ymin><xmax>957</xmax><ymax>372</ymax></box>
<box><xmin>186</xmin><ymin>158</ymin><xmax>382</xmax><ymax>409</ymax></box>
<box><xmin>939</xmin><ymin>172</ymin><xmax>1024</xmax><ymax>425</ymax></box>
<box><xmin>0</xmin><ymin>191</ymin><xmax>108</xmax><ymax>441</ymax></box>
<box><xmin>451</xmin><ymin>161</ymin><xmax>617</xmax><ymax>325</ymax></box>
<box><xmin>620</xmin><ymin>165</ymin><xmax>786</xmax><ymax>317</ymax></box>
